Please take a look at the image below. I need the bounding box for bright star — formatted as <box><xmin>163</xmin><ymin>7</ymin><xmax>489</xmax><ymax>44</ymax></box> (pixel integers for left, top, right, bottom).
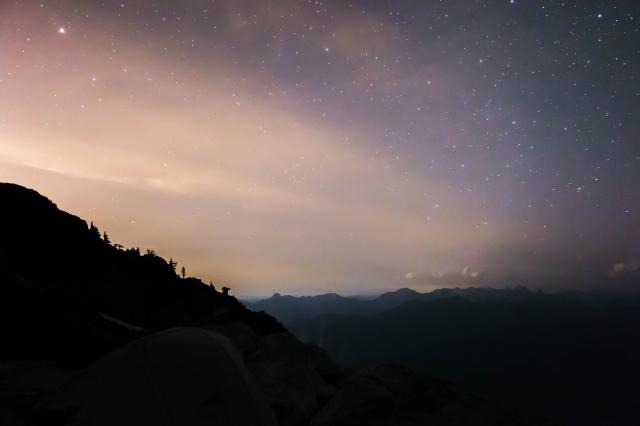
<box><xmin>58</xmin><ymin>27</ymin><xmax>66</xmax><ymax>34</ymax></box>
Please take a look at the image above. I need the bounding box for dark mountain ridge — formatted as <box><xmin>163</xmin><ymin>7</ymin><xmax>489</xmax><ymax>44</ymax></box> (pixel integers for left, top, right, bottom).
<box><xmin>244</xmin><ymin>285</ymin><xmax>607</xmax><ymax>327</ymax></box>
<box><xmin>0</xmin><ymin>183</ymin><xmax>543</xmax><ymax>426</ymax></box>
<box><xmin>0</xmin><ymin>182</ymin><xmax>283</xmax><ymax>368</ymax></box>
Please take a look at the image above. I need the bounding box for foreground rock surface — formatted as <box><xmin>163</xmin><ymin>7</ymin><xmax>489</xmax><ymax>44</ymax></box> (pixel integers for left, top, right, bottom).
<box><xmin>311</xmin><ymin>364</ymin><xmax>539</xmax><ymax>426</ymax></box>
<box><xmin>1</xmin><ymin>325</ymin><xmax>545</xmax><ymax>426</ymax></box>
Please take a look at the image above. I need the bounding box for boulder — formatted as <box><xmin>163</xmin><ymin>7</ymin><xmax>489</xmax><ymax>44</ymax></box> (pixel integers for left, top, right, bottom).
<box><xmin>311</xmin><ymin>363</ymin><xmax>540</xmax><ymax>426</ymax></box>
<box><xmin>32</xmin><ymin>328</ymin><xmax>277</xmax><ymax>426</ymax></box>
<box><xmin>205</xmin><ymin>323</ymin><xmax>343</xmax><ymax>426</ymax></box>
<box><xmin>245</xmin><ymin>332</ymin><xmax>343</xmax><ymax>426</ymax></box>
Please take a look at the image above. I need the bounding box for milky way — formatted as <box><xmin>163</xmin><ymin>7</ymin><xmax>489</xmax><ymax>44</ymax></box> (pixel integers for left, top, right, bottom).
<box><xmin>1</xmin><ymin>1</ymin><xmax>638</xmax><ymax>295</ymax></box>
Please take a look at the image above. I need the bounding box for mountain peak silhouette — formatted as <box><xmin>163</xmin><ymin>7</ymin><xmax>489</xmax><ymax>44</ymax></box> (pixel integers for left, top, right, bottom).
<box><xmin>0</xmin><ymin>182</ymin><xmax>284</xmax><ymax>368</ymax></box>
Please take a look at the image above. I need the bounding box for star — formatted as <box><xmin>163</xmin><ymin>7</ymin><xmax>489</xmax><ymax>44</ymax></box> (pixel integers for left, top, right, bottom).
<box><xmin>57</xmin><ymin>27</ymin><xmax>66</xmax><ymax>34</ymax></box>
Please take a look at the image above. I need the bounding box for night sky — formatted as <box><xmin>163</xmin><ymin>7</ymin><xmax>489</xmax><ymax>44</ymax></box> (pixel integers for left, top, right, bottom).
<box><xmin>1</xmin><ymin>1</ymin><xmax>638</xmax><ymax>295</ymax></box>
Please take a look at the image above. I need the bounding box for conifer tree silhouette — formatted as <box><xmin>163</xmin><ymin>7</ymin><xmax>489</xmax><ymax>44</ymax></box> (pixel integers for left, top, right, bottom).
<box><xmin>89</xmin><ymin>221</ymin><xmax>100</xmax><ymax>239</ymax></box>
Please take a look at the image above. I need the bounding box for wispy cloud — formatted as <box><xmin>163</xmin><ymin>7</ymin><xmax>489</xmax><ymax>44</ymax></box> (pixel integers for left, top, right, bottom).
<box><xmin>609</xmin><ymin>260</ymin><xmax>640</xmax><ymax>279</ymax></box>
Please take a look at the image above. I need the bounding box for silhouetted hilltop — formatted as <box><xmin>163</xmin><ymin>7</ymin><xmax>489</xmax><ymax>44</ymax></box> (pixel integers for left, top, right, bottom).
<box><xmin>0</xmin><ymin>182</ymin><xmax>283</xmax><ymax>368</ymax></box>
<box><xmin>371</xmin><ymin>287</ymin><xmax>421</xmax><ymax>306</ymax></box>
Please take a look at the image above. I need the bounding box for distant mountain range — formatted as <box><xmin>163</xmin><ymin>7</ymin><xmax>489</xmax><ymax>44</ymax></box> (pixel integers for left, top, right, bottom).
<box><xmin>243</xmin><ymin>286</ymin><xmax>626</xmax><ymax>327</ymax></box>
<box><xmin>246</xmin><ymin>288</ymin><xmax>640</xmax><ymax>425</ymax></box>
